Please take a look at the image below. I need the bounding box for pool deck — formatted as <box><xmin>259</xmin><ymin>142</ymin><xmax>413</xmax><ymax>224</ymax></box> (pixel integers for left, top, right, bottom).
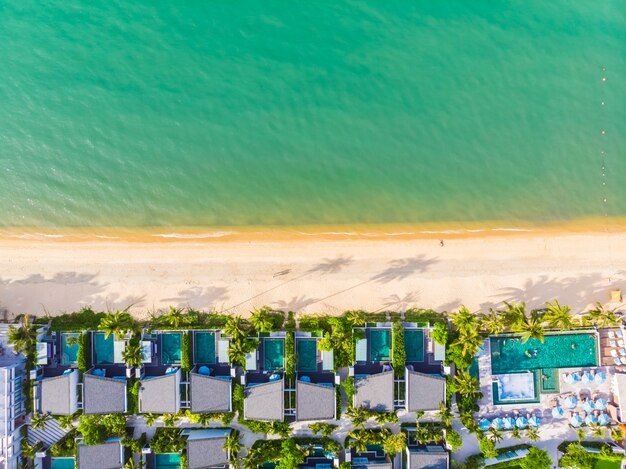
<box><xmin>477</xmin><ymin>339</ymin><xmax>616</xmax><ymax>422</ymax></box>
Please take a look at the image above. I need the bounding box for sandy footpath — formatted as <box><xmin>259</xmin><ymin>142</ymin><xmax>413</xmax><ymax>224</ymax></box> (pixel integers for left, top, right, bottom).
<box><xmin>0</xmin><ymin>231</ymin><xmax>625</xmax><ymax>318</ymax></box>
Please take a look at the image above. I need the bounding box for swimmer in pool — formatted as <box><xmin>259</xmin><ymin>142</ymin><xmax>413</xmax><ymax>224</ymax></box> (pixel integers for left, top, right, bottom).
<box><xmin>572</xmin><ymin>343</ymin><xmax>576</xmax><ymax>350</ymax></box>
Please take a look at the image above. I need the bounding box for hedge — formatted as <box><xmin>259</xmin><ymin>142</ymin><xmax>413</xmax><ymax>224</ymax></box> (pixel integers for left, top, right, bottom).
<box><xmin>181</xmin><ymin>332</ymin><xmax>192</xmax><ymax>373</ymax></box>
<box><xmin>34</xmin><ymin>308</ymin><xmax>107</xmax><ymax>331</ymax></box>
<box><xmin>127</xmin><ymin>379</ymin><xmax>140</xmax><ymax>415</ymax></box>
<box><xmin>391</xmin><ymin>322</ymin><xmax>406</xmax><ymax>377</ymax></box>
<box><xmin>77</xmin><ymin>332</ymin><xmax>91</xmax><ymax>373</ymax></box>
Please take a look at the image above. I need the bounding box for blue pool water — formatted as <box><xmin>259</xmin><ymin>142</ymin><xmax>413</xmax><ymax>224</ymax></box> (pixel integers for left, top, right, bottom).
<box><xmin>51</xmin><ymin>457</ymin><xmax>75</xmax><ymax>469</ymax></box>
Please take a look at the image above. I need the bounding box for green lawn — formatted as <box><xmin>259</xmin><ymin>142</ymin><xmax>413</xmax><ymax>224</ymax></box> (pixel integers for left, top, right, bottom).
<box><xmin>592</xmin><ymin>457</ymin><xmax>622</xmax><ymax>469</ymax></box>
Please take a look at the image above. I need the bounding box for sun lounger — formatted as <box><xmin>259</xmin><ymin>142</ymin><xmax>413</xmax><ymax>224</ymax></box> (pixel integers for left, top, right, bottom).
<box><xmin>611</xmin><ymin>350</ymin><xmax>618</xmax><ymax>357</ymax></box>
<box><xmin>614</xmin><ymin>358</ymin><xmax>621</xmax><ymax>366</ymax></box>
<box><xmin>610</xmin><ymin>340</ymin><xmax>617</xmax><ymax>347</ymax></box>
<box><xmin>620</xmin><ymin>357</ymin><xmax>626</xmax><ymax>365</ymax></box>
<box><xmin>618</xmin><ymin>330</ymin><xmax>624</xmax><ymax>338</ymax></box>
<box><xmin>609</xmin><ymin>331</ymin><xmax>616</xmax><ymax>339</ymax></box>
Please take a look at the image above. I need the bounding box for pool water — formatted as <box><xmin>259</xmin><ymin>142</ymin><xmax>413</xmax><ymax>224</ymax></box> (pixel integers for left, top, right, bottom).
<box><xmin>492</xmin><ymin>371</ymin><xmax>540</xmax><ymax>405</ymax></box>
<box><xmin>60</xmin><ymin>333</ymin><xmax>80</xmax><ymax>366</ymax></box>
<box><xmin>51</xmin><ymin>457</ymin><xmax>75</xmax><ymax>469</ymax></box>
<box><xmin>160</xmin><ymin>332</ymin><xmax>182</xmax><ymax>365</ymax></box>
<box><xmin>155</xmin><ymin>453</ymin><xmax>181</xmax><ymax>468</ymax></box>
<box><xmin>297</xmin><ymin>339</ymin><xmax>317</xmax><ymax>372</ymax></box>
<box><xmin>264</xmin><ymin>338</ymin><xmax>285</xmax><ymax>371</ymax></box>
<box><xmin>404</xmin><ymin>330</ymin><xmax>424</xmax><ymax>362</ymax></box>
<box><xmin>194</xmin><ymin>331</ymin><xmax>216</xmax><ymax>364</ymax></box>
<box><xmin>369</xmin><ymin>329</ymin><xmax>391</xmax><ymax>362</ymax></box>
<box><xmin>540</xmin><ymin>368</ymin><xmax>560</xmax><ymax>393</ymax></box>
<box><xmin>93</xmin><ymin>332</ymin><xmax>114</xmax><ymax>364</ymax></box>
<box><xmin>490</xmin><ymin>333</ymin><xmax>597</xmax><ymax>374</ymax></box>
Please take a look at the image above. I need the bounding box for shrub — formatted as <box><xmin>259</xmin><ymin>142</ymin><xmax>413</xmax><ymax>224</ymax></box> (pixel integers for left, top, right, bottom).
<box><xmin>391</xmin><ymin>322</ymin><xmax>406</xmax><ymax>377</ymax></box>
<box><xmin>445</xmin><ymin>429</ymin><xmax>463</xmax><ymax>452</ymax></box>
<box><xmin>233</xmin><ymin>383</ymin><xmax>244</xmax><ymax>416</ymax></box>
<box><xmin>102</xmin><ymin>414</ymin><xmax>126</xmax><ymax>436</ymax></box>
<box><xmin>299</xmin><ymin>315</ymin><xmax>330</xmax><ymax>333</ymax></box>
<box><xmin>343</xmin><ymin>377</ymin><xmax>355</xmax><ymax>409</ymax></box>
<box><xmin>77</xmin><ymin>332</ymin><xmax>91</xmax><ymax>373</ymax></box>
<box><xmin>181</xmin><ymin>332</ymin><xmax>192</xmax><ymax>373</ymax></box>
<box><xmin>49</xmin><ymin>429</ymin><xmax>79</xmax><ymax>456</ymax></box>
<box><xmin>478</xmin><ymin>437</ymin><xmax>496</xmax><ymax>458</ymax></box>
<box><xmin>308</xmin><ymin>423</ymin><xmax>338</xmax><ymax>438</ymax></box>
<box><xmin>78</xmin><ymin>415</ymin><xmax>107</xmax><ymax>446</ymax></box>
<box><xmin>285</xmin><ymin>331</ymin><xmax>295</xmax><ymax>379</ymax></box>
<box><xmin>127</xmin><ymin>379</ymin><xmax>140</xmax><ymax>415</ymax></box>
<box><xmin>151</xmin><ymin>428</ymin><xmax>185</xmax><ymax>453</ymax></box>
<box><xmin>34</xmin><ymin>307</ymin><xmax>107</xmax><ymax>331</ymax></box>
<box><xmin>432</xmin><ymin>322</ymin><xmax>448</xmax><ymax>345</ymax></box>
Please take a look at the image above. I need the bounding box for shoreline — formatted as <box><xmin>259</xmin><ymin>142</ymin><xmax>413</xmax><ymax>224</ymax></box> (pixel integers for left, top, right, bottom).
<box><xmin>1</xmin><ymin>216</ymin><xmax>626</xmax><ymax>243</ymax></box>
<box><xmin>0</xmin><ymin>230</ymin><xmax>625</xmax><ymax>319</ymax></box>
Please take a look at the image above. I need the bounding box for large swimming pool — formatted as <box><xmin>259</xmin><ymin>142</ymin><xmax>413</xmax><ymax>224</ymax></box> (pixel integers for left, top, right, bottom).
<box><xmin>490</xmin><ymin>333</ymin><xmax>598</xmax><ymax>374</ymax></box>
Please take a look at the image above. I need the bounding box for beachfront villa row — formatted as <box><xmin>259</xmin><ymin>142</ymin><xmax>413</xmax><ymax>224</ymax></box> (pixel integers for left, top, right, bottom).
<box><xmin>351</xmin><ymin>323</ymin><xmax>446</xmax><ymax>413</ymax></box>
<box><xmin>475</xmin><ymin>326</ymin><xmax>626</xmax><ymax>432</ymax></box>
<box><xmin>243</xmin><ymin>332</ymin><xmax>338</xmax><ymax>422</ymax></box>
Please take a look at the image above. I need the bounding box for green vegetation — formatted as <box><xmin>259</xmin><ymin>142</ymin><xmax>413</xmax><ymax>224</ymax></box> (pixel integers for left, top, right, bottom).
<box><xmin>122</xmin><ymin>336</ymin><xmax>145</xmax><ymax>367</ymax></box>
<box><xmin>77</xmin><ymin>332</ymin><xmax>91</xmax><ymax>373</ymax></box>
<box><xmin>127</xmin><ymin>379</ymin><xmax>140</xmax><ymax>414</ymax></box>
<box><xmin>31</xmin><ymin>412</ymin><xmax>52</xmax><ymax>430</ymax></box>
<box><xmin>33</xmin><ymin>307</ymin><xmax>106</xmax><ymax>331</ymax></box>
<box><xmin>521</xmin><ymin>447</ymin><xmax>552</xmax><ymax>469</ymax></box>
<box><xmin>285</xmin><ymin>312</ymin><xmax>296</xmax><ymax>379</ymax></box>
<box><xmin>150</xmin><ymin>427</ymin><xmax>186</xmax><ymax>453</ymax></box>
<box><xmin>49</xmin><ymin>429</ymin><xmax>79</xmax><ymax>457</ymax></box>
<box><xmin>465</xmin><ymin>444</ymin><xmax>533</xmax><ymax>468</ymax></box>
<box><xmin>250</xmin><ymin>306</ymin><xmax>285</xmax><ymax>333</ymax></box>
<box><xmin>181</xmin><ymin>332</ymin><xmax>192</xmax><ymax>373</ymax></box>
<box><xmin>342</xmin><ymin>377</ymin><xmax>355</xmax><ymax>409</ymax></box>
<box><xmin>308</xmin><ymin>423</ymin><xmax>338</xmax><ymax>438</ymax></box>
<box><xmin>347</xmin><ymin>428</ymin><xmax>405</xmax><ymax>455</ymax></box>
<box><xmin>391</xmin><ymin>321</ymin><xmax>406</xmax><ymax>377</ymax></box>
<box><xmin>318</xmin><ymin>315</ymin><xmax>362</xmax><ymax>368</ymax></box>
<box><xmin>558</xmin><ymin>442</ymin><xmax>624</xmax><ymax>469</ymax></box>
<box><xmin>240</xmin><ymin>419</ymin><xmax>291</xmax><ymax>437</ymax></box>
<box><xmin>246</xmin><ymin>438</ymin><xmax>340</xmax><ymax>469</ymax></box>
<box><xmin>298</xmin><ymin>314</ymin><xmax>330</xmax><ymax>333</ymax></box>
<box><xmin>77</xmin><ymin>414</ymin><xmax>126</xmax><ymax>446</ymax></box>
<box><xmin>431</xmin><ymin>321</ymin><xmax>448</xmax><ymax>345</ymax></box>
<box><xmin>98</xmin><ymin>310</ymin><xmax>136</xmax><ymax>339</ymax></box>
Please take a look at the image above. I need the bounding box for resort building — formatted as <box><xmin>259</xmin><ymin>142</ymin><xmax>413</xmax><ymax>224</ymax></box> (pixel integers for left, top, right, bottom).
<box><xmin>82</xmin><ymin>369</ymin><xmax>127</xmax><ymax>415</ymax></box>
<box><xmin>138</xmin><ymin>368</ymin><xmax>181</xmax><ymax>414</ymax></box>
<box><xmin>242</xmin><ymin>333</ymin><xmax>286</xmax><ymax>421</ymax></box>
<box><xmin>405</xmin><ymin>369</ymin><xmax>446</xmax><ymax>413</ymax></box>
<box><xmin>33</xmin><ymin>369</ymin><xmax>79</xmax><ymax>416</ymax></box>
<box><xmin>77</xmin><ymin>437</ymin><xmax>124</xmax><ymax>469</ymax></box>
<box><xmin>295</xmin><ymin>332</ymin><xmax>337</xmax><ymax>421</ymax></box>
<box><xmin>352</xmin><ymin>322</ymin><xmax>446</xmax><ymax>413</ymax></box>
<box><xmin>404</xmin><ymin>427</ymin><xmax>449</xmax><ymax>469</ymax></box>
<box><xmin>190</xmin><ymin>330</ymin><xmax>234</xmax><ymax>414</ymax></box>
<box><xmin>0</xmin><ymin>325</ymin><xmax>26</xmax><ymax>469</ymax></box>
<box><xmin>344</xmin><ymin>444</ymin><xmax>394</xmax><ymax>469</ymax></box>
<box><xmin>190</xmin><ymin>367</ymin><xmax>232</xmax><ymax>414</ymax></box>
<box><xmin>182</xmin><ymin>428</ymin><xmax>232</xmax><ymax>469</ymax></box>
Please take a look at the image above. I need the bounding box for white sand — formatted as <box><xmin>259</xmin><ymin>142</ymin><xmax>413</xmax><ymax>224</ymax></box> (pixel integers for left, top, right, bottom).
<box><xmin>0</xmin><ymin>232</ymin><xmax>624</xmax><ymax>318</ymax></box>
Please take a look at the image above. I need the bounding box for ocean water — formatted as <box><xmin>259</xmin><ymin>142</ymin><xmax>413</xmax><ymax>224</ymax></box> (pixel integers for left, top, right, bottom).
<box><xmin>1</xmin><ymin>1</ymin><xmax>625</xmax><ymax>230</ymax></box>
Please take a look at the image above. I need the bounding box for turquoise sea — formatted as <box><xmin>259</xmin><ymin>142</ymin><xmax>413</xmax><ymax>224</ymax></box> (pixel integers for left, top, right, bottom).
<box><xmin>0</xmin><ymin>1</ymin><xmax>624</xmax><ymax>230</ymax></box>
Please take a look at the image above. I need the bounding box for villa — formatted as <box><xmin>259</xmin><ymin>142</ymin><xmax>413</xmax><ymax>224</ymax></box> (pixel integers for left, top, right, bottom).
<box><xmin>344</xmin><ymin>444</ymin><xmax>393</xmax><ymax>469</ymax></box>
<box><xmin>83</xmin><ymin>368</ymin><xmax>127</xmax><ymax>415</ymax></box>
<box><xmin>190</xmin><ymin>366</ymin><xmax>232</xmax><ymax>414</ymax></box>
<box><xmin>404</xmin><ymin>427</ymin><xmax>450</xmax><ymax>469</ymax></box>
<box><xmin>77</xmin><ymin>437</ymin><xmax>124</xmax><ymax>469</ymax></box>
<box><xmin>34</xmin><ymin>369</ymin><xmax>79</xmax><ymax>416</ymax></box>
<box><xmin>183</xmin><ymin>428</ymin><xmax>232</xmax><ymax>469</ymax></box>
<box><xmin>405</xmin><ymin>369</ymin><xmax>446</xmax><ymax>413</ymax></box>
<box><xmin>242</xmin><ymin>333</ymin><xmax>286</xmax><ymax>421</ymax></box>
<box><xmin>138</xmin><ymin>367</ymin><xmax>181</xmax><ymax>414</ymax></box>
<box><xmin>295</xmin><ymin>332</ymin><xmax>337</xmax><ymax>421</ymax></box>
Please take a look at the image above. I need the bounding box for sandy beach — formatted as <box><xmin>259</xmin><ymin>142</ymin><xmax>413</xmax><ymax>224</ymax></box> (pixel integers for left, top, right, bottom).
<box><xmin>0</xmin><ymin>229</ymin><xmax>625</xmax><ymax>319</ymax></box>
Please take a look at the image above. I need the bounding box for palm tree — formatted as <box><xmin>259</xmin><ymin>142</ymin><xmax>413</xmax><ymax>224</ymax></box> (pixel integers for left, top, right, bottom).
<box><xmin>223</xmin><ymin>432</ymin><xmax>242</xmax><ymax>459</ymax></box>
<box><xmin>194</xmin><ymin>413</ymin><xmax>212</xmax><ymax>426</ymax></box>
<box><xmin>451</xmin><ymin>306</ymin><xmax>479</xmax><ymax>334</ymax></box>
<box><xmin>57</xmin><ymin>415</ymin><xmax>75</xmax><ymax>429</ymax></box>
<box><xmin>124</xmin><ymin>458</ymin><xmax>145</xmax><ymax>469</ymax></box>
<box><xmin>592</xmin><ymin>426</ymin><xmax>605</xmax><ymax>439</ymax></box>
<box><xmin>610</xmin><ymin>428</ymin><xmax>624</xmax><ymax>443</ymax></box>
<box><xmin>30</xmin><ymin>412</ymin><xmax>51</xmax><ymax>430</ymax></box>
<box><xmin>144</xmin><ymin>413</ymin><xmax>158</xmax><ymax>426</ymax></box>
<box><xmin>383</xmin><ymin>433</ymin><xmax>406</xmax><ymax>456</ymax></box>
<box><xmin>437</xmin><ymin>402</ymin><xmax>452</xmax><ymax>427</ymax></box>
<box><xmin>502</xmin><ymin>301</ymin><xmax>526</xmax><ymax>328</ymax></box>
<box><xmin>511</xmin><ymin>427</ymin><xmax>521</xmax><ymax>440</ymax></box>
<box><xmin>513</xmin><ymin>310</ymin><xmax>545</xmax><ymax>343</ymax></box>
<box><xmin>525</xmin><ymin>427</ymin><xmax>540</xmax><ymax>442</ymax></box>
<box><xmin>345</xmin><ymin>310</ymin><xmax>366</xmax><ymax>326</ymax></box>
<box><xmin>160</xmin><ymin>307</ymin><xmax>187</xmax><ymax>329</ymax></box>
<box><xmin>347</xmin><ymin>431</ymin><xmax>368</xmax><ymax>453</ymax></box>
<box><xmin>250</xmin><ymin>308</ymin><xmax>273</xmax><ymax>333</ymax></box>
<box><xmin>588</xmin><ymin>303</ymin><xmax>620</xmax><ymax>327</ymax></box>
<box><xmin>544</xmin><ymin>300</ymin><xmax>574</xmax><ymax>330</ymax></box>
<box><xmin>452</xmin><ymin>370</ymin><xmax>480</xmax><ymax>398</ymax></box>
<box><xmin>482</xmin><ymin>309</ymin><xmax>505</xmax><ymax>335</ymax></box>
<box><xmin>21</xmin><ymin>440</ymin><xmax>43</xmax><ymax>459</ymax></box>
<box><xmin>8</xmin><ymin>314</ymin><xmax>38</xmax><ymax>357</ymax></box>
<box><xmin>576</xmin><ymin>428</ymin><xmax>586</xmax><ymax>442</ymax></box>
<box><xmin>162</xmin><ymin>414</ymin><xmax>178</xmax><ymax>427</ymax></box>
<box><xmin>224</xmin><ymin>315</ymin><xmax>249</xmax><ymax>341</ymax></box>
<box><xmin>488</xmin><ymin>427</ymin><xmax>503</xmax><ymax>444</ymax></box>
<box><xmin>99</xmin><ymin>310</ymin><xmax>134</xmax><ymax>339</ymax></box>
<box><xmin>228</xmin><ymin>338</ymin><xmax>257</xmax><ymax>370</ymax></box>
<box><xmin>346</xmin><ymin>406</ymin><xmax>371</xmax><ymax>429</ymax></box>
<box><xmin>122</xmin><ymin>340</ymin><xmax>145</xmax><ymax>367</ymax></box>
<box><xmin>450</xmin><ymin>330</ymin><xmax>483</xmax><ymax>359</ymax></box>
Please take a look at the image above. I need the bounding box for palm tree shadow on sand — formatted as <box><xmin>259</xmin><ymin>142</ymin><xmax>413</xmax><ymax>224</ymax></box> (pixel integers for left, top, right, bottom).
<box><xmin>370</xmin><ymin>255</ymin><xmax>438</xmax><ymax>284</ymax></box>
